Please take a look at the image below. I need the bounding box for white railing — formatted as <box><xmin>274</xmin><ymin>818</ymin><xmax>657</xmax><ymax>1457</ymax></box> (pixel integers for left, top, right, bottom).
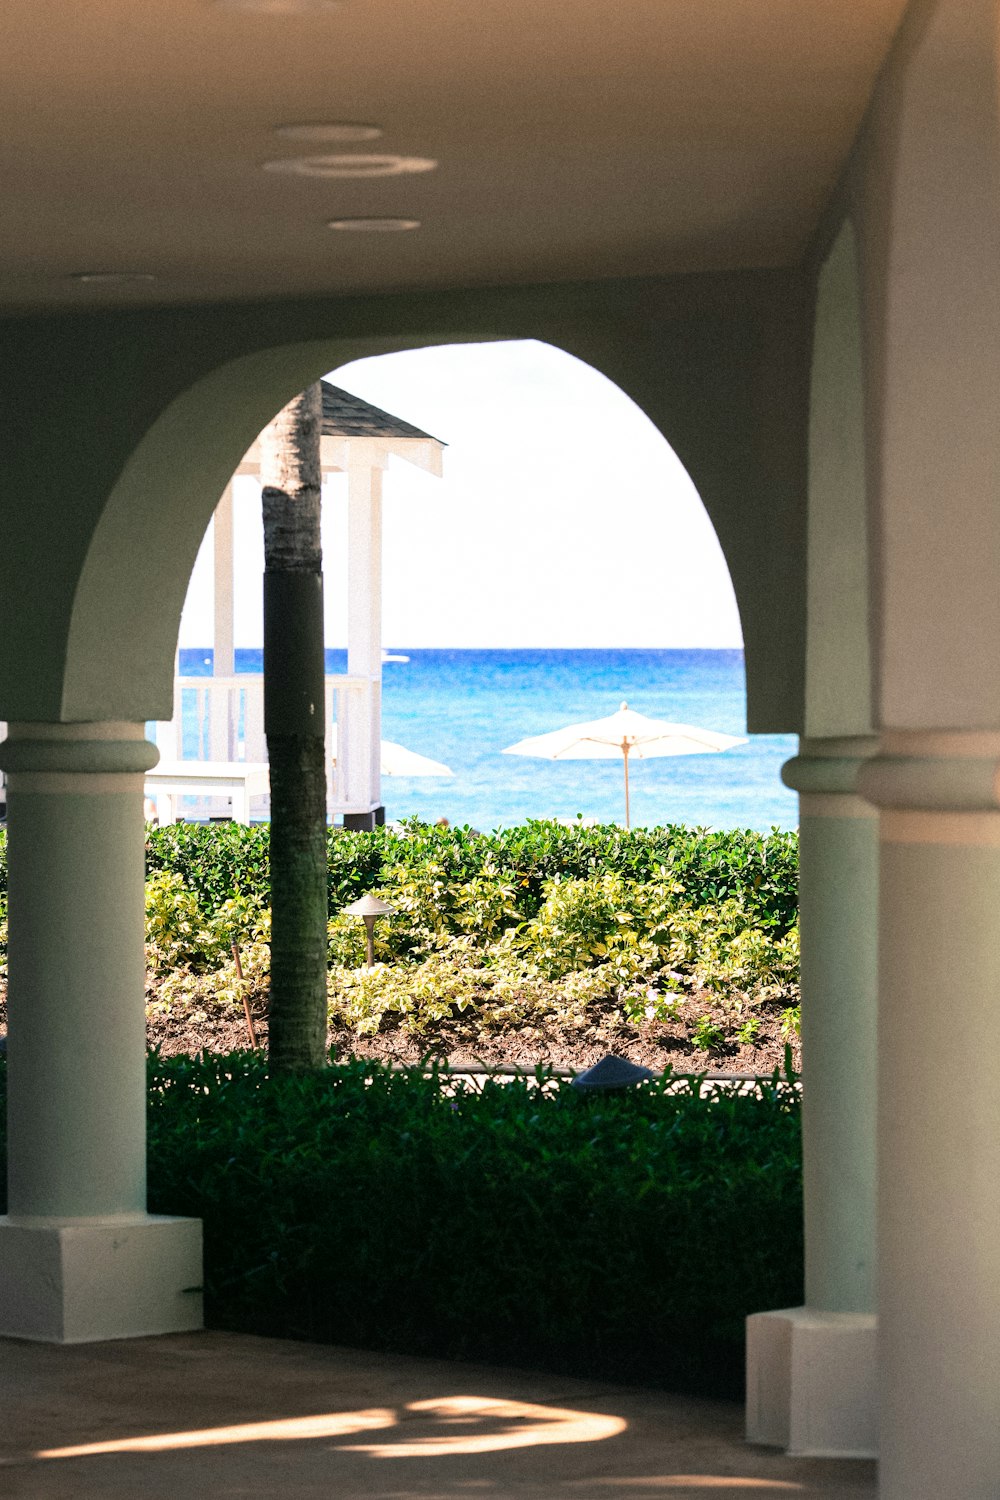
<box><xmin>327</xmin><ymin>674</ymin><xmax>380</xmax><ymax>813</ymax></box>
<box><xmin>154</xmin><ymin>676</ymin><xmax>258</xmax><ymax>765</ymax></box>
<box><xmin>152</xmin><ymin>673</ymin><xmax>381</xmax><ymax>818</ymax></box>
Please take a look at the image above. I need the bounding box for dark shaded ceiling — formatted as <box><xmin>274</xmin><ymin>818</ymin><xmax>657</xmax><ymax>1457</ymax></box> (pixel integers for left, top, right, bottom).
<box><xmin>0</xmin><ymin>0</ymin><xmax>908</xmax><ymax>311</ymax></box>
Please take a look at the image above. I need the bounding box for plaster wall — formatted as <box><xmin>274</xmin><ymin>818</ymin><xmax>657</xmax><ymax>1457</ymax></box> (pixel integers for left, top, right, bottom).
<box><xmin>847</xmin><ymin>0</ymin><xmax>1000</xmax><ymax>730</ymax></box>
<box><xmin>805</xmin><ymin>223</ymin><xmax>873</xmax><ymax>739</ymax></box>
<box><xmin>0</xmin><ymin>270</ymin><xmax>809</xmax><ymax>732</ymax></box>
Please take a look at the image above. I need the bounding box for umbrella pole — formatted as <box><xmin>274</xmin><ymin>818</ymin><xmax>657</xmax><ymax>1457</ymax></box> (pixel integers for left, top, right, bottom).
<box><xmin>622</xmin><ymin>741</ymin><xmax>631</xmax><ymax>829</ymax></box>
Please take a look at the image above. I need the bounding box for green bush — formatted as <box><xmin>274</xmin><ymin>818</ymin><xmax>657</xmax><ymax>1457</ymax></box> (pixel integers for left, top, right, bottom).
<box><xmin>145</xmin><ymin>822</ymin><xmax>272</xmax><ymax>909</ymax></box>
<box><xmin>138</xmin><ymin>821</ymin><xmax>799</xmax><ymax>1038</ymax></box>
<box><xmin>142</xmin><ymin>1051</ymin><xmax>803</xmax><ymax>1396</ymax></box>
<box><xmin>144</xmin><ymin>870</ymin><xmax>269</xmax><ymax>975</ymax></box>
<box><xmin>0</xmin><ymin>1050</ymin><xmax>803</xmax><ymax>1394</ymax></box>
<box><xmin>141</xmin><ymin>818</ymin><xmax>799</xmax><ymax>934</ymax></box>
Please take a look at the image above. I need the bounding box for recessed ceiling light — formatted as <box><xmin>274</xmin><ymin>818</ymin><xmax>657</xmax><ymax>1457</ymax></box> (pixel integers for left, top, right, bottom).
<box><xmin>263</xmin><ymin>154</ymin><xmax>436</xmax><ymax>178</ymax></box>
<box><xmin>211</xmin><ymin>0</ymin><xmax>343</xmax><ymax>13</ymax></box>
<box><xmin>326</xmin><ymin>217</ymin><xmax>421</xmax><ymax>232</ymax></box>
<box><xmin>275</xmin><ymin>123</ymin><xmax>383</xmax><ymax>143</ymax></box>
<box><xmin>69</xmin><ymin>271</ymin><xmax>157</xmax><ymax>284</ymax></box>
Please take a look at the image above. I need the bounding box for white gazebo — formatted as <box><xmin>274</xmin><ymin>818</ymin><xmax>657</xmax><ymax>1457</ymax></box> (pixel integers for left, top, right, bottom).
<box><xmin>151</xmin><ymin>382</ymin><xmax>444</xmax><ymax>827</ymax></box>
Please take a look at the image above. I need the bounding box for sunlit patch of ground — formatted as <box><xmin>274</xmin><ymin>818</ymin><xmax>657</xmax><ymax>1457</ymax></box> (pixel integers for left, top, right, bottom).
<box><xmin>33</xmin><ymin>1396</ymin><xmax>626</xmax><ymax>1462</ymax></box>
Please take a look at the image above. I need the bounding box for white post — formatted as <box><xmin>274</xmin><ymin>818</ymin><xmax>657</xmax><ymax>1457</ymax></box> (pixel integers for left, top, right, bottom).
<box><xmin>213</xmin><ymin>482</ymin><xmax>235</xmax><ymax>679</ymax></box>
<box><xmin>746</xmin><ymin>736</ymin><xmax>879</xmax><ymax>1458</ymax></box>
<box><xmin>346</xmin><ymin>447</ymin><xmax>384</xmax><ymax>818</ymax></box>
<box><xmin>211</xmin><ymin>484</ymin><xmax>236</xmax><ymax>767</ymax></box>
<box><xmin>0</xmin><ymin>722</ymin><xmax>202</xmax><ymax>1341</ymax></box>
<box><xmin>858</xmin><ymin>731</ymin><xmax>1000</xmax><ymax>1499</ymax></box>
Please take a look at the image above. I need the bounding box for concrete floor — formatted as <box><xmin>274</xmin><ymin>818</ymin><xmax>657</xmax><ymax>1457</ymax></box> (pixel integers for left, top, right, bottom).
<box><xmin>0</xmin><ymin>1331</ymin><xmax>877</xmax><ymax>1498</ymax></box>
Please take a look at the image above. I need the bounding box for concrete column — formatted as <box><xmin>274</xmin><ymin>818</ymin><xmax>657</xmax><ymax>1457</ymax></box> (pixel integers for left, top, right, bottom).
<box><xmin>746</xmin><ymin>736</ymin><xmax>878</xmax><ymax>1458</ymax></box>
<box><xmin>0</xmin><ymin>722</ymin><xmax>202</xmax><ymax>1342</ymax></box>
<box><xmin>858</xmin><ymin>731</ymin><xmax>1000</xmax><ymax>1500</ymax></box>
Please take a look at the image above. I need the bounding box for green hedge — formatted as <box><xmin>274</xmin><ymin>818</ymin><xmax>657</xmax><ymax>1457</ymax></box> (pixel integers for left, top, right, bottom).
<box><xmin>0</xmin><ymin>1051</ymin><xmax>802</xmax><ymax>1394</ymax></box>
<box><xmin>148</xmin><ymin>1052</ymin><xmax>800</xmax><ymax>1395</ymax></box>
<box><xmin>143</xmin><ymin>819</ymin><xmax>798</xmax><ymax>933</ymax></box>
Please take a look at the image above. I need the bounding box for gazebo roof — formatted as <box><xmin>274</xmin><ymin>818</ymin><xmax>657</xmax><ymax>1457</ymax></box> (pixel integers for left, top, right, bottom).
<box><xmin>320</xmin><ymin>381</ymin><xmax>445</xmax><ymax>446</ymax></box>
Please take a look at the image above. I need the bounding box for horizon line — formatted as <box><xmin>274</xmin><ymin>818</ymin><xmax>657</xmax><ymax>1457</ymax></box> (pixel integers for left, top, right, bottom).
<box><xmin>180</xmin><ymin>643</ymin><xmax>747</xmax><ymax>653</ymax></box>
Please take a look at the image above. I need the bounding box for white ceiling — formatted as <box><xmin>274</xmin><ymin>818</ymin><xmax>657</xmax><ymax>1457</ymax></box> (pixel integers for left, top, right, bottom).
<box><xmin>0</xmin><ymin>0</ymin><xmax>908</xmax><ymax>311</ymax></box>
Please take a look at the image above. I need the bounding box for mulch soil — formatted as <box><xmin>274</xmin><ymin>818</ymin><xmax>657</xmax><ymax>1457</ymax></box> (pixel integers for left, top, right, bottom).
<box><xmin>146</xmin><ymin>984</ymin><xmax>800</xmax><ymax>1077</ymax></box>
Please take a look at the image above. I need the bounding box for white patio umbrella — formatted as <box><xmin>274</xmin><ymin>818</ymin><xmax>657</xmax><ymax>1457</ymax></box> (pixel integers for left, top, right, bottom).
<box><xmin>502</xmin><ymin>701</ymin><xmax>745</xmax><ymax>828</ymax></box>
<box><xmin>330</xmin><ymin>723</ymin><xmax>454</xmax><ymax>778</ymax></box>
<box><xmin>378</xmin><ymin>737</ymin><xmax>454</xmax><ymax>778</ymax></box>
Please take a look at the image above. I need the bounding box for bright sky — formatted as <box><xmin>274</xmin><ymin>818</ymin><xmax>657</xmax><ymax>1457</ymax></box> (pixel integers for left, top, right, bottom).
<box><xmin>178</xmin><ymin>339</ymin><xmax>742</xmax><ymax>649</ymax></box>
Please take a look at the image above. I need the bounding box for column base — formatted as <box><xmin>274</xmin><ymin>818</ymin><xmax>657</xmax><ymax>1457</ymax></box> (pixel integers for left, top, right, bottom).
<box><xmin>746</xmin><ymin>1306</ymin><xmax>877</xmax><ymax>1458</ymax></box>
<box><xmin>343</xmin><ymin>806</ymin><xmax>385</xmax><ymax>831</ymax></box>
<box><xmin>0</xmin><ymin>1214</ymin><xmax>203</xmax><ymax>1342</ymax></box>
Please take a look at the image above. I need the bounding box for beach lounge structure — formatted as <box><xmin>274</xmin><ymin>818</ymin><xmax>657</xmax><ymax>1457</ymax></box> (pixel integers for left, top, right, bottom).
<box><xmin>0</xmin><ymin>4</ymin><xmax>994</xmax><ymax>1494</ymax></box>
<box><xmin>150</xmin><ymin>381</ymin><xmax>443</xmax><ymax>826</ymax></box>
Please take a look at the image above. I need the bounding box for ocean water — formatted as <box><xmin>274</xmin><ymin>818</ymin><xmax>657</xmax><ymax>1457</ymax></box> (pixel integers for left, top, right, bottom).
<box><xmin>179</xmin><ymin>647</ymin><xmax>798</xmax><ymax>832</ymax></box>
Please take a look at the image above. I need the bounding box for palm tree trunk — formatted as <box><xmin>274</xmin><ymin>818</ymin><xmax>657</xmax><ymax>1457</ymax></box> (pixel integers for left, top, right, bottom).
<box><xmin>260</xmin><ymin>383</ymin><xmax>328</xmax><ymax>1072</ymax></box>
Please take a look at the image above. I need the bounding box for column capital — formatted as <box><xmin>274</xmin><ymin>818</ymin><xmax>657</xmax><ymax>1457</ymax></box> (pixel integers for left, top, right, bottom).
<box><xmin>0</xmin><ymin>721</ymin><xmax>158</xmax><ymax>782</ymax></box>
<box><xmin>858</xmin><ymin>731</ymin><xmax>1000</xmax><ymax>844</ymax></box>
<box><xmin>781</xmin><ymin>735</ymin><xmax>879</xmax><ymax>814</ymax></box>
<box><xmin>859</xmin><ymin>731</ymin><xmax>1000</xmax><ymax>810</ymax></box>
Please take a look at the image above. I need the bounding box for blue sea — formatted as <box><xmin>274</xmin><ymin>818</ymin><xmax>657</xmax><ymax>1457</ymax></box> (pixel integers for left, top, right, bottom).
<box><xmin>179</xmin><ymin>648</ymin><xmax>797</xmax><ymax>832</ymax></box>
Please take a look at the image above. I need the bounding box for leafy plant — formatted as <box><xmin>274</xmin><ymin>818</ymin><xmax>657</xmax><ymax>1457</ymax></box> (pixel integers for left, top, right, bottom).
<box><xmin>691</xmin><ymin>1015</ymin><xmax>725</xmax><ymax>1052</ymax></box>
<box><xmin>735</xmin><ymin>1016</ymin><xmax>762</xmax><ymax>1047</ymax></box>
<box><xmin>145</xmin><ymin>869</ymin><xmax>269</xmax><ymax>974</ymax></box>
<box><xmin>623</xmin><ymin>985</ymin><xmax>684</xmax><ymax>1024</ymax></box>
<box><xmin>521</xmin><ymin>872</ymin><xmax>645</xmax><ymax>978</ymax></box>
<box><xmin>780</xmin><ymin>1005</ymin><xmax>802</xmax><ymax>1041</ymax></box>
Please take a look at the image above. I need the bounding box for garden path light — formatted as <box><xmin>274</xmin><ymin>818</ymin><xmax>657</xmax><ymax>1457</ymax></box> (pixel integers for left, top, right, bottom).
<box><xmin>570</xmin><ymin>1054</ymin><xmax>654</xmax><ymax>1091</ymax></box>
<box><xmin>343</xmin><ymin>892</ymin><xmax>396</xmax><ymax>967</ymax></box>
